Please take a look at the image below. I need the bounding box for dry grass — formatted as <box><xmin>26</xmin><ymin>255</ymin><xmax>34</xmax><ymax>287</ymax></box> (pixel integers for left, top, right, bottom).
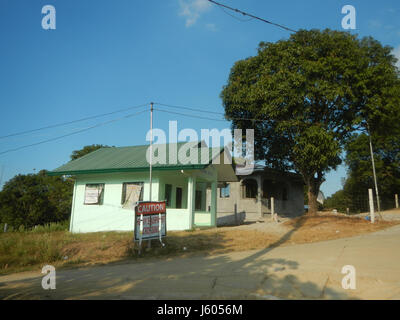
<box><xmin>281</xmin><ymin>214</ymin><xmax>399</xmax><ymax>244</ymax></box>
<box><xmin>1</xmin><ymin>214</ymin><xmax>399</xmax><ymax>275</ymax></box>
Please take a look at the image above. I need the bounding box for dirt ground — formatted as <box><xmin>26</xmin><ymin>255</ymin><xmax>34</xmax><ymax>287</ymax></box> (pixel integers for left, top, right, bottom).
<box><xmin>1</xmin><ymin>210</ymin><xmax>399</xmax><ymax>275</ymax></box>
<box><xmin>2</xmin><ymin>221</ymin><xmax>400</xmax><ymax>300</ymax></box>
<box><xmin>204</xmin><ymin>211</ymin><xmax>400</xmax><ymax>253</ymax></box>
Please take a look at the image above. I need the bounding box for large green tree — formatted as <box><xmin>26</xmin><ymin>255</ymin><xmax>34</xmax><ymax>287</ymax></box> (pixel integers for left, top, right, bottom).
<box><xmin>0</xmin><ymin>170</ymin><xmax>73</xmax><ymax>228</ymax></box>
<box><xmin>0</xmin><ymin>145</ymin><xmax>112</xmax><ymax>228</ymax></box>
<box><xmin>221</xmin><ymin>29</ymin><xmax>400</xmax><ymax>214</ymax></box>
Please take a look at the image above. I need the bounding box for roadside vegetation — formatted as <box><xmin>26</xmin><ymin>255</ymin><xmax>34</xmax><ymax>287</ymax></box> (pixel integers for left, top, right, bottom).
<box><xmin>1</xmin><ymin>214</ymin><xmax>398</xmax><ymax>276</ymax></box>
<box><xmin>0</xmin><ymin>145</ymin><xmax>109</xmax><ymax>231</ymax></box>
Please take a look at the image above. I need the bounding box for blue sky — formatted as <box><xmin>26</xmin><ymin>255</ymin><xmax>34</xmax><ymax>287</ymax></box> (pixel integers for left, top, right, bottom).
<box><xmin>0</xmin><ymin>0</ymin><xmax>399</xmax><ymax>196</ymax></box>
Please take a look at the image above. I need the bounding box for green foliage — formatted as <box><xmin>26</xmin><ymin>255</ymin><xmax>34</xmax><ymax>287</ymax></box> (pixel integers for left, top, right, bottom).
<box><xmin>70</xmin><ymin>144</ymin><xmax>110</xmax><ymax>160</ymax></box>
<box><xmin>0</xmin><ymin>171</ymin><xmax>73</xmax><ymax>229</ymax></box>
<box><xmin>324</xmin><ymin>190</ymin><xmax>352</xmax><ymax>213</ymax></box>
<box><xmin>0</xmin><ymin>232</ymin><xmax>65</xmax><ymax>271</ymax></box>
<box><xmin>221</xmin><ymin>29</ymin><xmax>400</xmax><ymax>213</ymax></box>
<box><xmin>0</xmin><ymin>144</ymin><xmax>112</xmax><ymax>230</ymax></box>
<box><xmin>30</xmin><ymin>220</ymin><xmax>70</xmax><ymax>233</ymax></box>
<box><xmin>325</xmin><ymin>129</ymin><xmax>400</xmax><ymax>213</ymax></box>
<box><xmin>344</xmin><ymin>131</ymin><xmax>399</xmax><ymax>210</ymax></box>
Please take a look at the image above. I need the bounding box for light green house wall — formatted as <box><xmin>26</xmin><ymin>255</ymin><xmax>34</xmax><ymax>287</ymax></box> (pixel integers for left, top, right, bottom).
<box><xmin>70</xmin><ymin>168</ymin><xmax>218</xmax><ymax>233</ymax></box>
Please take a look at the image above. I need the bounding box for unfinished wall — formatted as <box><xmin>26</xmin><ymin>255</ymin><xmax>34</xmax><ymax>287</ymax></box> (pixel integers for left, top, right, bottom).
<box><xmin>216</xmin><ymin>172</ymin><xmax>304</xmax><ymax>225</ymax></box>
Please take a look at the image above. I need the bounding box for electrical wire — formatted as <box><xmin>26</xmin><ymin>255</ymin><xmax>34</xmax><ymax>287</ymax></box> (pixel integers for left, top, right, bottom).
<box><xmin>0</xmin><ymin>103</ymin><xmax>149</xmax><ymax>140</ymax></box>
<box><xmin>154</xmin><ymin>102</ymin><xmax>225</xmax><ymax>116</ymax></box>
<box><xmin>153</xmin><ymin>108</ymin><xmax>227</xmax><ymax>122</ymax></box>
<box><xmin>207</xmin><ymin>0</ymin><xmax>297</xmax><ymax>33</ymax></box>
<box><xmin>217</xmin><ymin>5</ymin><xmax>253</xmax><ymax>22</ymax></box>
<box><xmin>0</xmin><ymin>108</ymin><xmax>148</xmax><ymax>156</ymax></box>
<box><xmin>154</xmin><ymin>102</ymin><xmax>268</xmax><ymax>122</ymax></box>
<box><xmin>0</xmin><ymin>101</ymin><xmax>269</xmax><ymax>156</ymax></box>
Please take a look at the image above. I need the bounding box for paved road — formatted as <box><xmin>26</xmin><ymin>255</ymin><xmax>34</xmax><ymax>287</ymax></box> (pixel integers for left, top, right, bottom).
<box><xmin>1</xmin><ymin>225</ymin><xmax>400</xmax><ymax>300</ymax></box>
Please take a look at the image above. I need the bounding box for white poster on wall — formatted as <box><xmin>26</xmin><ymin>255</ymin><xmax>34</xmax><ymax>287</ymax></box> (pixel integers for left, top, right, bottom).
<box><xmin>84</xmin><ymin>185</ymin><xmax>103</xmax><ymax>204</ymax></box>
<box><xmin>122</xmin><ymin>184</ymin><xmax>142</xmax><ymax>209</ymax></box>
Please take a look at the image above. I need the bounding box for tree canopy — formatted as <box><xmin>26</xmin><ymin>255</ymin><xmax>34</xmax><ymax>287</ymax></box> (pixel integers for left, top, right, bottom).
<box><xmin>326</xmin><ymin>129</ymin><xmax>400</xmax><ymax>213</ymax></box>
<box><xmin>221</xmin><ymin>29</ymin><xmax>400</xmax><ymax>214</ymax></box>
<box><xmin>0</xmin><ymin>170</ymin><xmax>73</xmax><ymax>228</ymax></box>
<box><xmin>0</xmin><ymin>145</ymin><xmax>113</xmax><ymax>229</ymax></box>
<box><xmin>70</xmin><ymin>144</ymin><xmax>110</xmax><ymax>161</ymax></box>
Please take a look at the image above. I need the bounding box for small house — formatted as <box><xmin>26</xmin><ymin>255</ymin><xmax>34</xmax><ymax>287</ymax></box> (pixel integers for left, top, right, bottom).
<box><xmin>48</xmin><ymin>142</ymin><xmax>237</xmax><ymax>233</ymax></box>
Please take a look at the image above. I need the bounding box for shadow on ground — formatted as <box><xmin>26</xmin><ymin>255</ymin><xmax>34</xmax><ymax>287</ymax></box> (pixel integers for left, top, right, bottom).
<box><xmin>0</xmin><ymin>217</ymin><xmax>353</xmax><ymax>300</ymax></box>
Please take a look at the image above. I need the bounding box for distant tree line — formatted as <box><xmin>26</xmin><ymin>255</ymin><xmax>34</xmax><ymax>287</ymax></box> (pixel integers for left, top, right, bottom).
<box><xmin>0</xmin><ymin>144</ymin><xmax>108</xmax><ymax>229</ymax></box>
<box><xmin>324</xmin><ymin>130</ymin><xmax>400</xmax><ymax>213</ymax></box>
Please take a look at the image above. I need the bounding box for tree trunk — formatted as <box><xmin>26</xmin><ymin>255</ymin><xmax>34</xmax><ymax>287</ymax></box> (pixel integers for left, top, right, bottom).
<box><xmin>307</xmin><ymin>187</ymin><xmax>318</xmax><ymax>215</ymax></box>
<box><xmin>306</xmin><ymin>178</ymin><xmax>320</xmax><ymax>215</ymax></box>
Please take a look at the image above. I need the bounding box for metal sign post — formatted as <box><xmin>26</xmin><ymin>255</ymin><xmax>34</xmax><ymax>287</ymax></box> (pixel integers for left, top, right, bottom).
<box><xmin>159</xmin><ymin>212</ymin><xmax>165</xmax><ymax>247</ymax></box>
<box><xmin>138</xmin><ymin>213</ymin><xmax>144</xmax><ymax>255</ymax></box>
<box><xmin>134</xmin><ymin>201</ymin><xmax>166</xmax><ymax>253</ymax></box>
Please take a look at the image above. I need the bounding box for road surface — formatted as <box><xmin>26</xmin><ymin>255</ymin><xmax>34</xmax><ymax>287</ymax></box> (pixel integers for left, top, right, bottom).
<box><xmin>1</xmin><ymin>224</ymin><xmax>400</xmax><ymax>299</ymax></box>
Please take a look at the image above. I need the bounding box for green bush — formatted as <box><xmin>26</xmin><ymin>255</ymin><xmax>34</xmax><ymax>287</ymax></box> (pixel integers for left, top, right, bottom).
<box><xmin>30</xmin><ymin>221</ymin><xmax>69</xmax><ymax>233</ymax></box>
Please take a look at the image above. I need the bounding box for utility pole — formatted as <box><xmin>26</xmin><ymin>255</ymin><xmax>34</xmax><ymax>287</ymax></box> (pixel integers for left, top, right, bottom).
<box><xmin>367</xmin><ymin>122</ymin><xmax>382</xmax><ymax>219</ymax></box>
<box><xmin>148</xmin><ymin>102</ymin><xmax>154</xmax><ymax>250</ymax></box>
<box><xmin>0</xmin><ymin>165</ymin><xmax>4</xmax><ymax>188</ymax></box>
<box><xmin>149</xmin><ymin>102</ymin><xmax>153</xmax><ymax>201</ymax></box>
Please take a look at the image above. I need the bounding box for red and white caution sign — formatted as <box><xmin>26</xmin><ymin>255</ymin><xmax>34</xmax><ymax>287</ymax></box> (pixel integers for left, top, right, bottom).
<box><xmin>134</xmin><ymin>201</ymin><xmax>166</xmax><ymax>244</ymax></box>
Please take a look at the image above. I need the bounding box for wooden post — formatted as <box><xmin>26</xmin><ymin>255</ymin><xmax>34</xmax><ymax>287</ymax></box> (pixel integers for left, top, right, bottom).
<box><xmin>3</xmin><ymin>223</ymin><xmax>7</xmax><ymax>233</ymax></box>
<box><xmin>257</xmin><ymin>175</ymin><xmax>262</xmax><ymax>219</ymax></box>
<box><xmin>395</xmin><ymin>194</ymin><xmax>399</xmax><ymax>209</ymax></box>
<box><xmin>234</xmin><ymin>203</ymin><xmax>238</xmax><ymax>225</ymax></box>
<box><xmin>270</xmin><ymin>197</ymin><xmax>275</xmax><ymax>221</ymax></box>
<box><xmin>369</xmin><ymin>188</ymin><xmax>375</xmax><ymax>224</ymax></box>
<box><xmin>211</xmin><ymin>181</ymin><xmax>217</xmax><ymax>227</ymax></box>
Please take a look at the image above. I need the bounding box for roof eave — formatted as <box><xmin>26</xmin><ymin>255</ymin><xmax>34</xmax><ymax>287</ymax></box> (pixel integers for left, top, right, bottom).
<box><xmin>47</xmin><ymin>164</ymin><xmax>209</xmax><ymax>176</ymax></box>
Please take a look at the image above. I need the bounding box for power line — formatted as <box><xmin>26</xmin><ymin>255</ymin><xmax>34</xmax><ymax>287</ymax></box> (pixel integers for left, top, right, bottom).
<box><xmin>0</xmin><ymin>108</ymin><xmax>148</xmax><ymax>156</ymax></box>
<box><xmin>0</xmin><ymin>101</ymin><xmax>269</xmax><ymax>156</ymax></box>
<box><xmin>155</xmin><ymin>102</ymin><xmax>268</xmax><ymax>122</ymax></box>
<box><xmin>155</xmin><ymin>102</ymin><xmax>225</xmax><ymax>116</ymax></box>
<box><xmin>217</xmin><ymin>5</ymin><xmax>253</xmax><ymax>22</ymax></box>
<box><xmin>0</xmin><ymin>103</ymin><xmax>149</xmax><ymax>140</ymax></box>
<box><xmin>154</xmin><ymin>108</ymin><xmax>227</xmax><ymax>122</ymax></box>
<box><xmin>207</xmin><ymin>0</ymin><xmax>297</xmax><ymax>33</ymax></box>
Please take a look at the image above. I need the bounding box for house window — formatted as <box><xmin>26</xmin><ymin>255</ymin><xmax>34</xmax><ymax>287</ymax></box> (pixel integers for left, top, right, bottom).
<box><xmin>165</xmin><ymin>184</ymin><xmax>172</xmax><ymax>207</ymax></box>
<box><xmin>241</xmin><ymin>179</ymin><xmax>258</xmax><ymax>199</ymax></box>
<box><xmin>121</xmin><ymin>182</ymin><xmax>143</xmax><ymax>207</ymax></box>
<box><xmin>195</xmin><ymin>190</ymin><xmax>202</xmax><ymax>211</ymax></box>
<box><xmin>220</xmin><ymin>183</ymin><xmax>230</xmax><ymax>198</ymax></box>
<box><xmin>176</xmin><ymin>187</ymin><xmax>183</xmax><ymax>209</ymax></box>
<box><xmin>84</xmin><ymin>184</ymin><xmax>104</xmax><ymax>205</ymax></box>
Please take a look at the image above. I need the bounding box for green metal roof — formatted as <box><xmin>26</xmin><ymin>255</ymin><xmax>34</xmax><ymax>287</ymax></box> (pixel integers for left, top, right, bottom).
<box><xmin>48</xmin><ymin>142</ymin><xmax>226</xmax><ymax>176</ymax></box>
